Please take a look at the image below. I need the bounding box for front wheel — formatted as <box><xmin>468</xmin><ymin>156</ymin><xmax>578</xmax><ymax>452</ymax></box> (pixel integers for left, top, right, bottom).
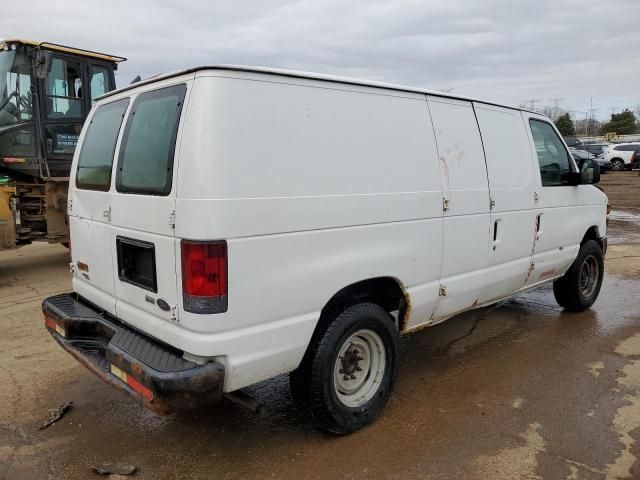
<box><xmin>553</xmin><ymin>240</ymin><xmax>604</xmax><ymax>312</ymax></box>
<box><xmin>290</xmin><ymin>302</ymin><xmax>398</xmax><ymax>434</ymax></box>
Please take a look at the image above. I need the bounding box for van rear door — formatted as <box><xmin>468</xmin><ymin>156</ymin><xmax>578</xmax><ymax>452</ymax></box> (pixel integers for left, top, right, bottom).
<box><xmin>110</xmin><ymin>83</ymin><xmax>188</xmax><ymax>345</ymax></box>
<box><xmin>69</xmin><ymin>97</ymin><xmax>130</xmax><ymax>314</ymax></box>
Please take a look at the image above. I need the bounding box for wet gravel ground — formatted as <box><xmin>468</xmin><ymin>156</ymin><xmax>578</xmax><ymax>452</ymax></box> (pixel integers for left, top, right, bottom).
<box><xmin>0</xmin><ymin>172</ymin><xmax>639</xmax><ymax>479</ymax></box>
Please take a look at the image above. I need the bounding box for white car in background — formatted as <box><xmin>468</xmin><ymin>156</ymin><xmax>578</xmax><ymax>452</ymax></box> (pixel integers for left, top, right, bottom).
<box><xmin>603</xmin><ymin>143</ymin><xmax>640</xmax><ymax>171</ymax></box>
<box><xmin>580</xmin><ymin>143</ymin><xmax>612</xmax><ymax>158</ymax></box>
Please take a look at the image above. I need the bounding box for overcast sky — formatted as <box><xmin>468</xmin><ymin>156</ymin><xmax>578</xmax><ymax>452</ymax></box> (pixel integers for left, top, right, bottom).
<box><xmin>2</xmin><ymin>0</ymin><xmax>639</xmax><ymax>120</ymax></box>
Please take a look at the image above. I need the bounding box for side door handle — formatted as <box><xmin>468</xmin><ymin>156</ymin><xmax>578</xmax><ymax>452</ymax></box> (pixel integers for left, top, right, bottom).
<box><xmin>492</xmin><ymin>219</ymin><xmax>501</xmax><ymax>250</ymax></box>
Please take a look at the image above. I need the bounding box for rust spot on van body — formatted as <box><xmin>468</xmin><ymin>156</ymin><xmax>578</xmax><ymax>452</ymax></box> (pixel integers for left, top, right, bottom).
<box><xmin>399</xmin><ymin>284</ymin><xmax>413</xmax><ymax>334</ymax></box>
<box><xmin>538</xmin><ymin>269</ymin><xmax>556</xmax><ymax>280</ymax></box>
<box><xmin>524</xmin><ymin>217</ymin><xmax>540</xmax><ymax>284</ymax></box>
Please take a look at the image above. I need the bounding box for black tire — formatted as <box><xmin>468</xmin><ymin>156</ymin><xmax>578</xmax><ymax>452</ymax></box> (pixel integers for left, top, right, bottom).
<box><xmin>611</xmin><ymin>158</ymin><xmax>625</xmax><ymax>171</ymax></box>
<box><xmin>553</xmin><ymin>240</ymin><xmax>604</xmax><ymax>312</ymax></box>
<box><xmin>290</xmin><ymin>302</ymin><xmax>398</xmax><ymax>434</ymax></box>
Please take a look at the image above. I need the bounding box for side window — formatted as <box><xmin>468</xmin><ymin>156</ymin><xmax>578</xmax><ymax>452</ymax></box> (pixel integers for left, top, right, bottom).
<box><xmin>76</xmin><ymin>98</ymin><xmax>129</xmax><ymax>191</ymax></box>
<box><xmin>90</xmin><ymin>66</ymin><xmax>109</xmax><ymax>103</ymax></box>
<box><xmin>46</xmin><ymin>57</ymin><xmax>83</xmax><ymax>118</ymax></box>
<box><xmin>529</xmin><ymin>119</ymin><xmax>572</xmax><ymax>186</ymax></box>
<box><xmin>116</xmin><ymin>84</ymin><xmax>187</xmax><ymax>195</ymax></box>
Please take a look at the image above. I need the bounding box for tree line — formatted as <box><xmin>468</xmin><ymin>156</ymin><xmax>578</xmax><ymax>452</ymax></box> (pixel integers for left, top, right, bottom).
<box><xmin>520</xmin><ymin>103</ymin><xmax>640</xmax><ymax>137</ymax></box>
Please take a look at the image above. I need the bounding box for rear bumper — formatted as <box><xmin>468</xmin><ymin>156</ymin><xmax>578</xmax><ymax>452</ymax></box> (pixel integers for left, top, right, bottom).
<box><xmin>42</xmin><ymin>293</ymin><xmax>225</xmax><ymax>414</ymax></box>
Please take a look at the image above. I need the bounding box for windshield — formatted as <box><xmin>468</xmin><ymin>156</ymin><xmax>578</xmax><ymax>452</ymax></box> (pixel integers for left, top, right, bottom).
<box><xmin>0</xmin><ymin>48</ymin><xmax>33</xmax><ymax>128</ymax></box>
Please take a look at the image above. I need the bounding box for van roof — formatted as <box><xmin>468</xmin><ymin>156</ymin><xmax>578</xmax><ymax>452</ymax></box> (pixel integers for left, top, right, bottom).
<box><xmin>99</xmin><ymin>64</ymin><xmax>535</xmax><ymax>114</ymax></box>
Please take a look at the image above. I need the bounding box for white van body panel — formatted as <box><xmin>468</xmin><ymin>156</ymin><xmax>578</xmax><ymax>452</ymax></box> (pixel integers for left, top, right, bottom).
<box><xmin>68</xmin><ymin>66</ymin><xmax>608</xmax><ymax>393</ymax></box>
<box><xmin>474</xmin><ymin>106</ymin><xmax>538</xmax><ymax>302</ymax></box>
<box><xmin>426</xmin><ymin>96</ymin><xmax>491</xmax><ymax>322</ymax></box>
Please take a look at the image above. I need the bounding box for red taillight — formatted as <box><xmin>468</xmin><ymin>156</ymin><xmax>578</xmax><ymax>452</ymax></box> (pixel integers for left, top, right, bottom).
<box><xmin>181</xmin><ymin>240</ymin><xmax>227</xmax><ymax>313</ymax></box>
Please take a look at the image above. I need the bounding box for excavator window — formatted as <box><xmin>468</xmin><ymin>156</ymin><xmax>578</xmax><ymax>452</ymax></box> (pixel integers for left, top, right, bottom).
<box><xmin>90</xmin><ymin>65</ymin><xmax>109</xmax><ymax>102</ymax></box>
<box><xmin>45</xmin><ymin>57</ymin><xmax>83</xmax><ymax>119</ymax></box>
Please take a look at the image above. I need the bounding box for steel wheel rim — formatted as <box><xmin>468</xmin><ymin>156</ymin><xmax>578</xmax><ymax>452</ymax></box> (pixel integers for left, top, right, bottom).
<box><xmin>333</xmin><ymin>329</ymin><xmax>386</xmax><ymax>408</ymax></box>
<box><xmin>579</xmin><ymin>254</ymin><xmax>599</xmax><ymax>298</ymax></box>
<box><xmin>612</xmin><ymin>160</ymin><xmax>624</xmax><ymax>171</ymax></box>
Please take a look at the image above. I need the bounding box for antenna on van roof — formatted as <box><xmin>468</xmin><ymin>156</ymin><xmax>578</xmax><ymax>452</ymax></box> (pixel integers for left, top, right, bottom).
<box><xmin>130</xmin><ymin>75</ymin><xmax>141</xmax><ymax>84</ymax></box>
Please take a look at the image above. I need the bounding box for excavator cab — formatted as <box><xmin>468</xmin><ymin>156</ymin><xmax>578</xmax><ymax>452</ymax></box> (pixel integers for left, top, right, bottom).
<box><xmin>0</xmin><ymin>39</ymin><xmax>125</xmax><ymax>248</ymax></box>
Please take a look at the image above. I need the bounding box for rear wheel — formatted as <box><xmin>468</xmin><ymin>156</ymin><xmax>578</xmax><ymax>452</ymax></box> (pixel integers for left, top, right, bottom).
<box><xmin>553</xmin><ymin>240</ymin><xmax>604</xmax><ymax>312</ymax></box>
<box><xmin>290</xmin><ymin>302</ymin><xmax>398</xmax><ymax>434</ymax></box>
<box><xmin>611</xmin><ymin>158</ymin><xmax>625</xmax><ymax>171</ymax></box>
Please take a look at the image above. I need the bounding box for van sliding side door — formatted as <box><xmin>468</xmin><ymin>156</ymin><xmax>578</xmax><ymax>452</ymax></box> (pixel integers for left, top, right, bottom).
<box><xmin>473</xmin><ymin>104</ymin><xmax>539</xmax><ymax>302</ymax></box>
<box><xmin>426</xmin><ymin>96</ymin><xmax>491</xmax><ymax>322</ymax></box>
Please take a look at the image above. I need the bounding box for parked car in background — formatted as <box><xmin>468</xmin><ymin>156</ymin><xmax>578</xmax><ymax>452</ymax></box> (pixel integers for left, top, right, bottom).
<box><xmin>595</xmin><ymin>158</ymin><xmax>613</xmax><ymax>172</ymax></box>
<box><xmin>569</xmin><ymin>148</ymin><xmax>595</xmax><ymax>160</ymax></box>
<box><xmin>569</xmin><ymin>148</ymin><xmax>612</xmax><ymax>173</ymax></box>
<box><xmin>603</xmin><ymin>143</ymin><xmax>640</xmax><ymax>170</ymax></box>
<box><xmin>563</xmin><ymin>136</ymin><xmax>582</xmax><ymax>148</ymax></box>
<box><xmin>581</xmin><ymin>143</ymin><xmax>611</xmax><ymax>158</ymax></box>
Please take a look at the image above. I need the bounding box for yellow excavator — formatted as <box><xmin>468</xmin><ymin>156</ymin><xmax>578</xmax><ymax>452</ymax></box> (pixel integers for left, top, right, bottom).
<box><xmin>0</xmin><ymin>39</ymin><xmax>125</xmax><ymax>250</ymax></box>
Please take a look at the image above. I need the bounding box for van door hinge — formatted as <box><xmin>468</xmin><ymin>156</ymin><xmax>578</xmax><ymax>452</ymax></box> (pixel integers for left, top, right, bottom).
<box><xmin>489</xmin><ymin>197</ymin><xmax>495</xmax><ymax>210</ymax></box>
<box><xmin>168</xmin><ymin>210</ymin><xmax>176</xmax><ymax>229</ymax></box>
<box><xmin>102</xmin><ymin>206</ymin><xmax>111</xmax><ymax>222</ymax></box>
<box><xmin>69</xmin><ymin>262</ymin><xmax>76</xmax><ymax>274</ymax></box>
<box><xmin>439</xmin><ymin>284</ymin><xmax>447</xmax><ymax>297</ymax></box>
<box><xmin>534</xmin><ymin>192</ymin><xmax>540</xmax><ymax>203</ymax></box>
<box><xmin>442</xmin><ymin>198</ymin><xmax>450</xmax><ymax>212</ymax></box>
<box><xmin>67</xmin><ymin>198</ymin><xmax>73</xmax><ymax>215</ymax></box>
<box><xmin>170</xmin><ymin>305</ymin><xmax>177</xmax><ymax>322</ymax></box>
<box><xmin>529</xmin><ymin>261</ymin><xmax>535</xmax><ymax>273</ymax></box>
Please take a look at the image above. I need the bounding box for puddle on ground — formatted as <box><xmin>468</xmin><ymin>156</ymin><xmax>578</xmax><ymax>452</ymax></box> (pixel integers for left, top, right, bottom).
<box><xmin>609</xmin><ymin>210</ymin><xmax>640</xmax><ymax>226</ymax></box>
<box><xmin>608</xmin><ymin>210</ymin><xmax>640</xmax><ymax>245</ymax></box>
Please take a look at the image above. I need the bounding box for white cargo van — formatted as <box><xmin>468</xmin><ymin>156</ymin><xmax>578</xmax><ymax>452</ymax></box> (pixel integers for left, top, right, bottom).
<box><xmin>43</xmin><ymin>66</ymin><xmax>607</xmax><ymax>434</ymax></box>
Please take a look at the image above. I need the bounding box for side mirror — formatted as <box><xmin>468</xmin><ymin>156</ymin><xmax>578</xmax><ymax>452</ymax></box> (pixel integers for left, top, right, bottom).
<box><xmin>34</xmin><ymin>51</ymin><xmax>52</xmax><ymax>79</ymax></box>
<box><xmin>579</xmin><ymin>158</ymin><xmax>600</xmax><ymax>185</ymax></box>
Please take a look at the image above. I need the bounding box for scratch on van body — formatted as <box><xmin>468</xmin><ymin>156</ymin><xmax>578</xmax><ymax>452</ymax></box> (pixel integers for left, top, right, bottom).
<box><xmin>452</xmin><ymin>144</ymin><xmax>465</xmax><ymax>163</ymax></box>
<box><xmin>439</xmin><ymin>156</ymin><xmax>451</xmax><ymax>190</ymax></box>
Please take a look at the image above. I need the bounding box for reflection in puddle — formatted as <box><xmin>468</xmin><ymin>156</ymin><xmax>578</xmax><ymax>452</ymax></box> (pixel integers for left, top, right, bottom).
<box><xmin>609</xmin><ymin>210</ymin><xmax>640</xmax><ymax>225</ymax></box>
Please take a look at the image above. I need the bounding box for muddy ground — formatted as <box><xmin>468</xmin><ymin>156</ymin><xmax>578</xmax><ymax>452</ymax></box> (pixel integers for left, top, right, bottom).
<box><xmin>1</xmin><ymin>172</ymin><xmax>639</xmax><ymax>480</ymax></box>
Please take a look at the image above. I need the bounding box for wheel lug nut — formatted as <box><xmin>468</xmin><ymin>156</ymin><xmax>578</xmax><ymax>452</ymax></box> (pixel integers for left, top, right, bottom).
<box><xmin>343</xmin><ymin>375</ymin><xmax>350</xmax><ymax>381</ymax></box>
<box><xmin>357</xmin><ymin>356</ymin><xmax>363</xmax><ymax>361</ymax></box>
<box><xmin>350</xmin><ymin>374</ymin><xmax>357</xmax><ymax>380</ymax></box>
<box><xmin>356</xmin><ymin>367</ymin><xmax>362</xmax><ymax>371</ymax></box>
<box><xmin>339</xmin><ymin>369</ymin><xmax>344</xmax><ymax>373</ymax></box>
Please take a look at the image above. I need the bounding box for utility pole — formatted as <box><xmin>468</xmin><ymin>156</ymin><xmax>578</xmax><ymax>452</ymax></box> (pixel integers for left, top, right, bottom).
<box><xmin>586</xmin><ymin>97</ymin><xmax>598</xmax><ymax>140</ymax></box>
<box><xmin>549</xmin><ymin>97</ymin><xmax>564</xmax><ymax>120</ymax></box>
<box><xmin>525</xmin><ymin>99</ymin><xmax>541</xmax><ymax>112</ymax></box>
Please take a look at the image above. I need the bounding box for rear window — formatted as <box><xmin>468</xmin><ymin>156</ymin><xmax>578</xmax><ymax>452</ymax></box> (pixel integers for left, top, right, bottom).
<box><xmin>76</xmin><ymin>98</ymin><xmax>129</xmax><ymax>191</ymax></box>
<box><xmin>116</xmin><ymin>84</ymin><xmax>187</xmax><ymax>195</ymax></box>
